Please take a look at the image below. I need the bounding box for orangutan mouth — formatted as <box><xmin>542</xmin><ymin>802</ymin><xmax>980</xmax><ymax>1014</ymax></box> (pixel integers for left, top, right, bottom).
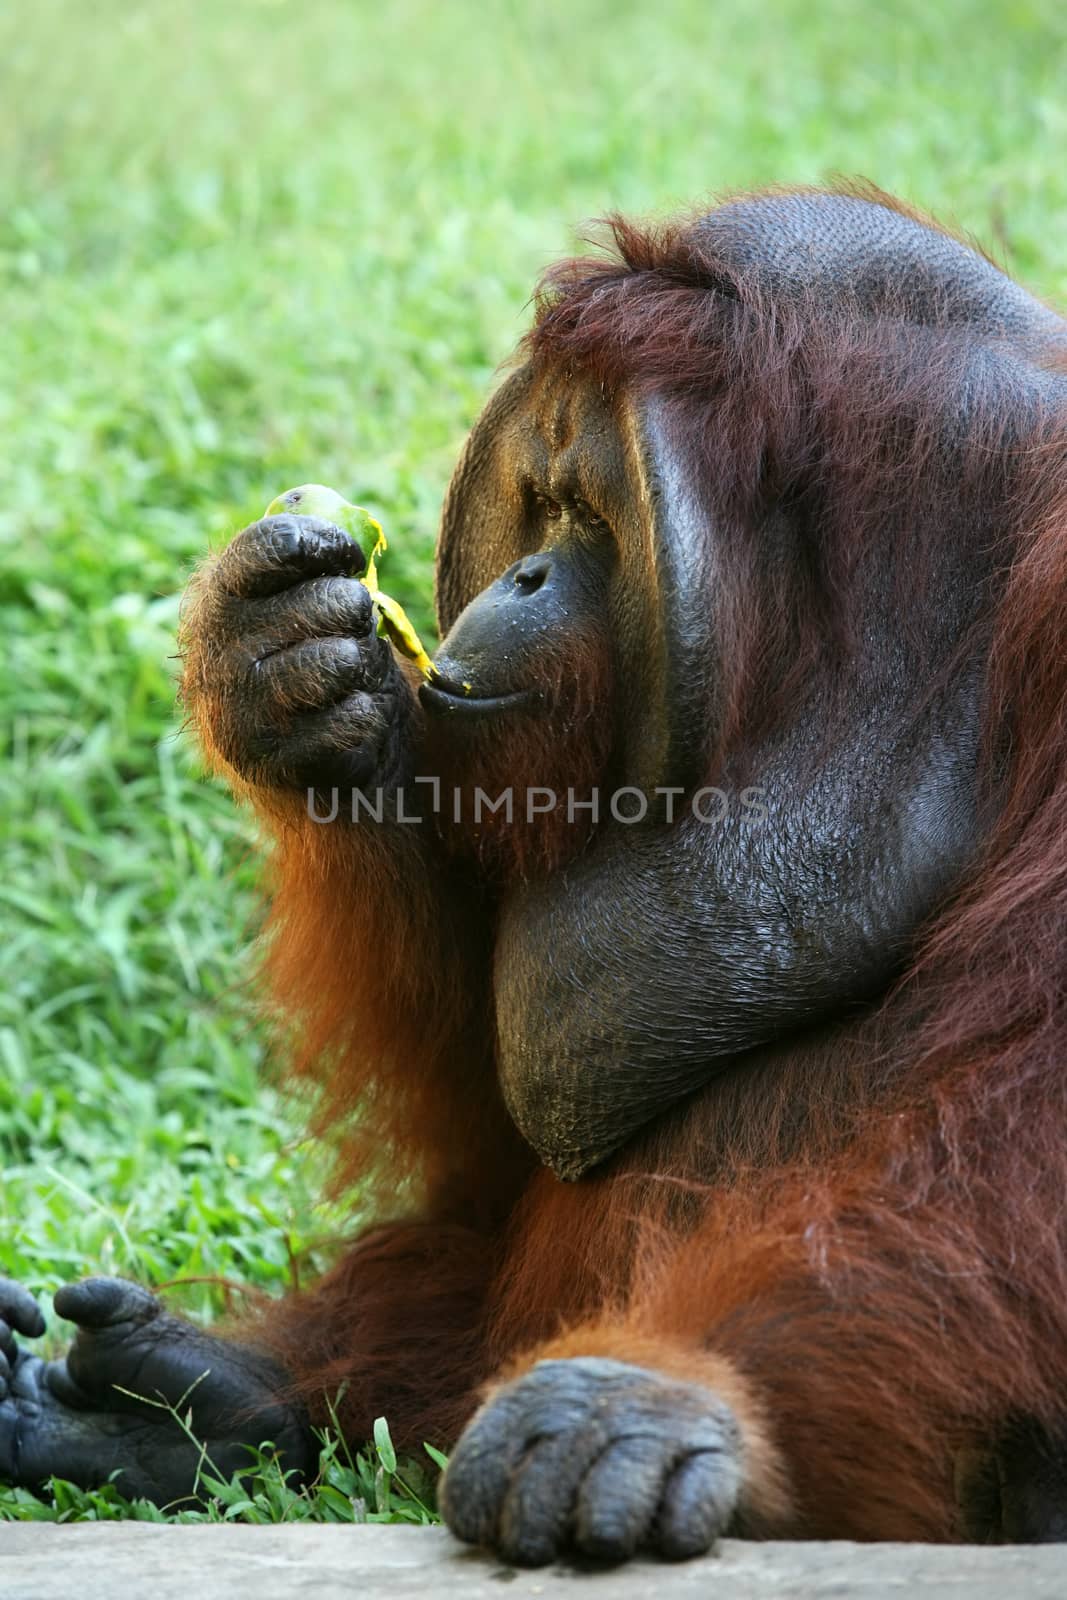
<box><xmin>420</xmin><ymin>680</ymin><xmax>540</xmax><ymax>716</ymax></box>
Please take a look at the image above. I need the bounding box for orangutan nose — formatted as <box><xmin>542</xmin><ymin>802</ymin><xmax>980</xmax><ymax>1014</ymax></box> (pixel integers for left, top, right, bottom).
<box><xmin>512</xmin><ymin>555</ymin><xmax>551</xmax><ymax>596</ymax></box>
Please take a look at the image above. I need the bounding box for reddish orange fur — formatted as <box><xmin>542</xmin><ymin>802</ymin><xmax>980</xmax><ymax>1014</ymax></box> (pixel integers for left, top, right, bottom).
<box><xmin>181</xmin><ymin>184</ymin><xmax>1067</xmax><ymax>1537</ymax></box>
<box><xmin>427</xmin><ymin>625</ymin><xmax>615</xmax><ymax>879</ymax></box>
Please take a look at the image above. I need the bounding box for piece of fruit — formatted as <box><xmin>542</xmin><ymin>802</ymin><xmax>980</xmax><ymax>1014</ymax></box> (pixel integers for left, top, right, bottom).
<box><xmin>264</xmin><ymin>483</ymin><xmax>439</xmax><ymax>680</ymax></box>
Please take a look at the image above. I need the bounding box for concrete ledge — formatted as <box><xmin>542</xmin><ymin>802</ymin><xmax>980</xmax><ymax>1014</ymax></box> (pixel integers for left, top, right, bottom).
<box><xmin>2</xmin><ymin>1524</ymin><xmax>1064</xmax><ymax>1599</ymax></box>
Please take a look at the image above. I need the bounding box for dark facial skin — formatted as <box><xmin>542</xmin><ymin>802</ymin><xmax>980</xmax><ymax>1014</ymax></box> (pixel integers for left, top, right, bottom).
<box><xmin>431</xmin><ymin>374</ymin><xmax>995</xmax><ymax>1180</ymax></box>
<box><xmin>1</xmin><ymin>191</ymin><xmax>1065</xmax><ymax>1543</ymax></box>
<box><xmin>424</xmin><ymin>531</ymin><xmax>617</xmax><ymax>716</ymax></box>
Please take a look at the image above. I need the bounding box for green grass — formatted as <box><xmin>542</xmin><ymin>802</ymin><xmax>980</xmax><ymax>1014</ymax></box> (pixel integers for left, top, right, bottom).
<box><xmin>2</xmin><ymin>0</ymin><xmax>1066</xmax><ymax>1522</ymax></box>
<box><xmin>0</xmin><ymin>1417</ymin><xmax>445</xmax><ymax>1526</ymax></box>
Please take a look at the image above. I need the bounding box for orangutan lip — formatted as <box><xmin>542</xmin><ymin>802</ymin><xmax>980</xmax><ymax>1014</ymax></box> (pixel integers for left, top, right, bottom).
<box><xmin>419</xmin><ymin>682</ymin><xmax>539</xmax><ymax>716</ymax></box>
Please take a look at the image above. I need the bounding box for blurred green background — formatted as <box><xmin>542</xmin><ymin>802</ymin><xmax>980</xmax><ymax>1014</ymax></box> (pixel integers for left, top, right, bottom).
<box><xmin>2</xmin><ymin>0</ymin><xmax>1066</xmax><ymax>1516</ymax></box>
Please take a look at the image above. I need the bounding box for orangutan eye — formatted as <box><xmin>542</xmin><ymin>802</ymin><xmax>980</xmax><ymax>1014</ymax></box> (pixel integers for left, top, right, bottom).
<box><xmin>577</xmin><ymin>500</ymin><xmax>606</xmax><ymax>529</ymax></box>
<box><xmin>539</xmin><ymin>496</ymin><xmax>563</xmax><ymax>520</ymax></box>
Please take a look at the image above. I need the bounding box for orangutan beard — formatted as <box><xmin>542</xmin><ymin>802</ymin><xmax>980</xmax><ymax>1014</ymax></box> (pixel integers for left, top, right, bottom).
<box><xmin>425</xmin><ymin>625</ymin><xmax>615</xmax><ymax>883</ymax></box>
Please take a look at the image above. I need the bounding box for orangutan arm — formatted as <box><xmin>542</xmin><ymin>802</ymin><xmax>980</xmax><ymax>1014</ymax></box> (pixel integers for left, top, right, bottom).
<box><xmin>442</xmin><ymin>1073</ymin><xmax>1067</xmax><ymax>1559</ymax></box>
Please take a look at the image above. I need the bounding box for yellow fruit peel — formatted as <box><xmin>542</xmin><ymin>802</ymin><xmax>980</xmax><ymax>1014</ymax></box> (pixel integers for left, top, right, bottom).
<box><xmin>264</xmin><ymin>483</ymin><xmax>439</xmax><ymax>681</ymax></box>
